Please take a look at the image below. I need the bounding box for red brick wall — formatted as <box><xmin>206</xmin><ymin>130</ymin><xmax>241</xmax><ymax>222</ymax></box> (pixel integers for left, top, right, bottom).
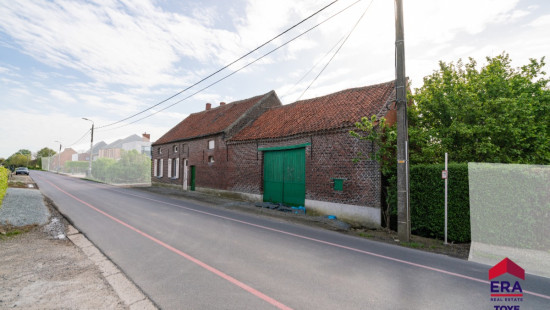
<box><xmin>226</xmin><ymin>130</ymin><xmax>381</xmax><ymax>209</ymax></box>
<box><xmin>152</xmin><ymin>130</ymin><xmax>381</xmax><ymax>210</ymax></box>
<box><xmin>152</xmin><ymin>134</ymin><xmax>232</xmax><ymax>189</ymax></box>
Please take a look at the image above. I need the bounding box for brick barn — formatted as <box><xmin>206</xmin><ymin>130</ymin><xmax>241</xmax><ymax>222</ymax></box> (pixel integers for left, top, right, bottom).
<box><xmin>152</xmin><ymin>81</ymin><xmax>396</xmax><ymax>227</ymax></box>
<box><xmin>151</xmin><ymin>91</ymin><xmax>281</xmax><ymax>190</ymax></box>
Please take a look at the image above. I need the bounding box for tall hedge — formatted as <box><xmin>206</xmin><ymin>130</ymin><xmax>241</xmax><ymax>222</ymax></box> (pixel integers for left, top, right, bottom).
<box><xmin>0</xmin><ymin>166</ymin><xmax>8</xmax><ymax>207</ymax></box>
<box><xmin>65</xmin><ymin>161</ymin><xmax>89</xmax><ymax>174</ymax></box>
<box><xmin>90</xmin><ymin>150</ymin><xmax>150</xmax><ymax>184</ymax></box>
<box><xmin>388</xmin><ymin>163</ymin><xmax>470</xmax><ymax>242</ymax></box>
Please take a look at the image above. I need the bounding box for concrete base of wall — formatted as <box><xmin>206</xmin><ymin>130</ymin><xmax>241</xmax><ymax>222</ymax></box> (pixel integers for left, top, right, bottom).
<box><xmin>151</xmin><ymin>181</ymin><xmax>182</xmax><ymax>190</ymax></box>
<box><xmin>195</xmin><ymin>187</ymin><xmax>263</xmax><ymax>203</ymax></box>
<box><xmin>305</xmin><ymin>199</ymin><xmax>381</xmax><ymax>228</ymax></box>
<box><xmin>151</xmin><ymin>183</ymin><xmax>380</xmax><ymax>228</ymax></box>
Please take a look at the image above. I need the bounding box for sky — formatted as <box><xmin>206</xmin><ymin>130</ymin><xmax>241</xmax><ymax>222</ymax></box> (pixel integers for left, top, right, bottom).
<box><xmin>1</xmin><ymin>0</ymin><xmax>549</xmax><ymax>159</ymax></box>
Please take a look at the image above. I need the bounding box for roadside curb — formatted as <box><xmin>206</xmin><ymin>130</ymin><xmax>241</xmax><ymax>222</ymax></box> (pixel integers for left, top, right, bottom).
<box><xmin>66</xmin><ymin>225</ymin><xmax>157</xmax><ymax>310</ymax></box>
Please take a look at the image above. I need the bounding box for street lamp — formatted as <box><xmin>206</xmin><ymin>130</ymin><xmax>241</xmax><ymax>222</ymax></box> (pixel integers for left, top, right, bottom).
<box><xmin>54</xmin><ymin>140</ymin><xmax>62</xmax><ymax>173</ymax></box>
<box><xmin>82</xmin><ymin>118</ymin><xmax>94</xmax><ymax>178</ymax></box>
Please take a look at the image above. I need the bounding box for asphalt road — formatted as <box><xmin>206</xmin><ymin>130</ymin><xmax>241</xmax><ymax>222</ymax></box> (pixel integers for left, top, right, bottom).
<box><xmin>32</xmin><ymin>171</ymin><xmax>550</xmax><ymax>309</ymax></box>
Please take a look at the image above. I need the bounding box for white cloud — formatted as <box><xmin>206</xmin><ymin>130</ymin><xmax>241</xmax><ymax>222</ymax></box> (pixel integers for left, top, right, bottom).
<box><xmin>404</xmin><ymin>0</ymin><xmax>520</xmax><ymax>45</ymax></box>
<box><xmin>50</xmin><ymin>89</ymin><xmax>77</xmax><ymax>103</ymax></box>
<box><xmin>529</xmin><ymin>14</ymin><xmax>550</xmax><ymax>27</ymax></box>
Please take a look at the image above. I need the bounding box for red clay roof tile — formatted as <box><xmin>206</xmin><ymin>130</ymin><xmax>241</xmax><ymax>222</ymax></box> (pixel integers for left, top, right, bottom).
<box><xmin>153</xmin><ymin>92</ymin><xmax>270</xmax><ymax>145</ymax></box>
<box><xmin>231</xmin><ymin>81</ymin><xmax>395</xmax><ymax>141</ymax></box>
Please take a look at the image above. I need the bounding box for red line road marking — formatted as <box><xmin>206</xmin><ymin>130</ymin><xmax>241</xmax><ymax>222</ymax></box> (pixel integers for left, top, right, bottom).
<box><xmin>40</xmin><ymin>175</ymin><xmax>550</xmax><ymax>302</ymax></box>
<box><xmin>106</xmin><ymin>187</ymin><xmax>550</xmax><ymax>301</ymax></box>
<box><xmin>42</xmin><ymin>178</ymin><xmax>293</xmax><ymax>310</ymax></box>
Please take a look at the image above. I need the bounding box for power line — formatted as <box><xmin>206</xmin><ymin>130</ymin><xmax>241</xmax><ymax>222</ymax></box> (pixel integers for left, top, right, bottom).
<box><xmin>296</xmin><ymin>0</ymin><xmax>375</xmax><ymax>101</ymax></box>
<box><xmin>280</xmin><ymin>36</ymin><xmax>345</xmax><ymax>101</ymax></box>
<box><xmin>99</xmin><ymin>0</ymin><xmax>364</xmax><ymax>132</ymax></box>
<box><xmin>67</xmin><ymin>130</ymin><xmax>90</xmax><ymax>148</ymax></box>
<box><xmin>97</xmin><ymin>0</ymin><xmax>340</xmax><ymax>130</ymax></box>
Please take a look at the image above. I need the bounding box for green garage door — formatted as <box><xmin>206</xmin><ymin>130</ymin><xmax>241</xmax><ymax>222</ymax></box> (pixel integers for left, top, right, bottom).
<box><xmin>263</xmin><ymin>147</ymin><xmax>305</xmax><ymax>206</ymax></box>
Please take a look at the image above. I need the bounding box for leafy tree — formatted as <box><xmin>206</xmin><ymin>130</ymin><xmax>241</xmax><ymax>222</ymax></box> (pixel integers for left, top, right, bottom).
<box><xmin>5</xmin><ymin>149</ymin><xmax>32</xmax><ymax>168</ymax></box>
<box><xmin>350</xmin><ymin>115</ymin><xmax>397</xmax><ymax>227</ymax></box>
<box><xmin>411</xmin><ymin>53</ymin><xmax>550</xmax><ymax>164</ymax></box>
<box><xmin>35</xmin><ymin>147</ymin><xmax>57</xmax><ymax>169</ymax></box>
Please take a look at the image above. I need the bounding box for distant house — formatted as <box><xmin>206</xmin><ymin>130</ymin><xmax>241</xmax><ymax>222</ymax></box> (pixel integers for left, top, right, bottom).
<box><xmin>53</xmin><ymin>147</ymin><xmax>77</xmax><ymax>171</ymax></box>
<box><xmin>78</xmin><ymin>141</ymin><xmax>107</xmax><ymax>162</ymax></box>
<box><xmin>151</xmin><ymin>91</ymin><xmax>281</xmax><ymax>190</ymax></box>
<box><xmin>122</xmin><ymin>133</ymin><xmax>151</xmax><ymax>158</ymax></box>
<box><xmin>99</xmin><ymin>133</ymin><xmax>151</xmax><ymax>160</ymax></box>
<box><xmin>152</xmin><ymin>81</ymin><xmax>396</xmax><ymax>227</ymax></box>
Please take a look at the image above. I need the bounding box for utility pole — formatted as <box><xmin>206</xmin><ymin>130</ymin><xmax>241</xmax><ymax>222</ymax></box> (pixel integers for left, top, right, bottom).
<box><xmin>55</xmin><ymin>140</ymin><xmax>62</xmax><ymax>173</ymax></box>
<box><xmin>395</xmin><ymin>0</ymin><xmax>410</xmax><ymax>242</ymax></box>
<box><xmin>83</xmin><ymin>118</ymin><xmax>94</xmax><ymax>178</ymax></box>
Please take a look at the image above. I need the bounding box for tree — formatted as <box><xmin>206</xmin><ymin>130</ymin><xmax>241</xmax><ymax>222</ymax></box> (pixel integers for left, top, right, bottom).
<box><xmin>411</xmin><ymin>53</ymin><xmax>550</xmax><ymax>164</ymax></box>
<box><xmin>5</xmin><ymin>149</ymin><xmax>32</xmax><ymax>168</ymax></box>
<box><xmin>35</xmin><ymin>147</ymin><xmax>57</xmax><ymax>169</ymax></box>
<box><xmin>350</xmin><ymin>115</ymin><xmax>397</xmax><ymax>227</ymax></box>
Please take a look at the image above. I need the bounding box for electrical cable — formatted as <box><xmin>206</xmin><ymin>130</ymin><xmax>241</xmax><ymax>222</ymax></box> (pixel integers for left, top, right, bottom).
<box><xmin>96</xmin><ymin>0</ymin><xmax>340</xmax><ymax>129</ymax></box>
<box><xmin>280</xmin><ymin>36</ymin><xmax>344</xmax><ymax>101</ymax></box>
<box><xmin>99</xmin><ymin>0</ymin><xmax>364</xmax><ymax>132</ymax></box>
<box><xmin>67</xmin><ymin>130</ymin><xmax>90</xmax><ymax>148</ymax></box>
<box><xmin>296</xmin><ymin>0</ymin><xmax>374</xmax><ymax>101</ymax></box>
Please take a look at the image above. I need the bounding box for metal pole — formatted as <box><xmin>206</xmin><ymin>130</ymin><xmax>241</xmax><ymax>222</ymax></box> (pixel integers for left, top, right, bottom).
<box><xmin>83</xmin><ymin>118</ymin><xmax>94</xmax><ymax>177</ymax></box>
<box><xmin>395</xmin><ymin>0</ymin><xmax>410</xmax><ymax>242</ymax></box>
<box><xmin>55</xmin><ymin>141</ymin><xmax>62</xmax><ymax>173</ymax></box>
<box><xmin>444</xmin><ymin>152</ymin><xmax>448</xmax><ymax>245</ymax></box>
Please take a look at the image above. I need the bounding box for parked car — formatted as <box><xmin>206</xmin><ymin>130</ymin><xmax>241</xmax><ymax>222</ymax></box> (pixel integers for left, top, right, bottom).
<box><xmin>15</xmin><ymin>167</ymin><xmax>29</xmax><ymax>175</ymax></box>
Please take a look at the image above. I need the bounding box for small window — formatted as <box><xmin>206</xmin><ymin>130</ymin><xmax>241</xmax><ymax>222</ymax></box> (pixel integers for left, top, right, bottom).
<box><xmin>157</xmin><ymin>147</ymin><xmax>162</xmax><ymax>154</ymax></box>
<box><xmin>208</xmin><ymin>156</ymin><xmax>215</xmax><ymax>163</ymax></box>
<box><xmin>208</xmin><ymin>140</ymin><xmax>215</xmax><ymax>149</ymax></box>
<box><xmin>173</xmin><ymin>145</ymin><xmax>178</xmax><ymax>153</ymax></box>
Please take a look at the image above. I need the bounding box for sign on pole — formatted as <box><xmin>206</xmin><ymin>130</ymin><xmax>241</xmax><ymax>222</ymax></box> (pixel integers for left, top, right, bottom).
<box><xmin>444</xmin><ymin>153</ymin><xmax>448</xmax><ymax>245</ymax></box>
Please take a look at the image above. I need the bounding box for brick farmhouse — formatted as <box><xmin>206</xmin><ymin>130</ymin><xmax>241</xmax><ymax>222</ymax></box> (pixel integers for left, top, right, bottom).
<box><xmin>152</xmin><ymin>81</ymin><xmax>396</xmax><ymax>227</ymax></box>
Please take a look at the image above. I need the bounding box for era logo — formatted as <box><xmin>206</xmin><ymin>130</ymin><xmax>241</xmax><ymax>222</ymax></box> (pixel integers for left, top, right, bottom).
<box><xmin>490</xmin><ymin>281</ymin><xmax>522</xmax><ymax>294</ymax></box>
<box><xmin>489</xmin><ymin>258</ymin><xmax>525</xmax><ymax>298</ymax></box>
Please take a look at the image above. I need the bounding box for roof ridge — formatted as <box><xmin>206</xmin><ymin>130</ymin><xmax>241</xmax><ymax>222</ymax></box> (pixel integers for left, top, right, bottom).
<box><xmin>283</xmin><ymin>80</ymin><xmax>395</xmax><ymax>108</ymax></box>
<box><xmin>187</xmin><ymin>91</ymin><xmax>271</xmax><ymax>117</ymax></box>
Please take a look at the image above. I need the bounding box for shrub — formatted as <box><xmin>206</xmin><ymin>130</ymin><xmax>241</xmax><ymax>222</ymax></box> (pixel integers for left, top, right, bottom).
<box><xmin>0</xmin><ymin>166</ymin><xmax>8</xmax><ymax>207</ymax></box>
<box><xmin>387</xmin><ymin>163</ymin><xmax>470</xmax><ymax>242</ymax></box>
<box><xmin>91</xmin><ymin>150</ymin><xmax>150</xmax><ymax>184</ymax></box>
<box><xmin>65</xmin><ymin>161</ymin><xmax>89</xmax><ymax>174</ymax></box>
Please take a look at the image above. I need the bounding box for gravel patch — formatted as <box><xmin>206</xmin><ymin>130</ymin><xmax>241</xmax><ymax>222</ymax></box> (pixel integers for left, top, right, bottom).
<box><xmin>0</xmin><ymin>188</ymin><xmax>50</xmax><ymax>226</ymax></box>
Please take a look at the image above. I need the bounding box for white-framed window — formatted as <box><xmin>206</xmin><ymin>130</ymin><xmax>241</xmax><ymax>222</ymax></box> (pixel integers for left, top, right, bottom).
<box><xmin>153</xmin><ymin>159</ymin><xmax>158</xmax><ymax>177</ymax></box>
<box><xmin>208</xmin><ymin>156</ymin><xmax>215</xmax><ymax>163</ymax></box>
<box><xmin>208</xmin><ymin>140</ymin><xmax>215</xmax><ymax>149</ymax></box>
<box><xmin>173</xmin><ymin>145</ymin><xmax>178</xmax><ymax>153</ymax></box>
<box><xmin>159</xmin><ymin>159</ymin><xmax>163</xmax><ymax>177</ymax></box>
<box><xmin>157</xmin><ymin>147</ymin><xmax>162</xmax><ymax>155</ymax></box>
<box><xmin>167</xmin><ymin>158</ymin><xmax>179</xmax><ymax>179</ymax></box>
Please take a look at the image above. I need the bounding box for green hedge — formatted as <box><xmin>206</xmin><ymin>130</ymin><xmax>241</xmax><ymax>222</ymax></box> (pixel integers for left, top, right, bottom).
<box><xmin>91</xmin><ymin>150</ymin><xmax>150</xmax><ymax>184</ymax></box>
<box><xmin>65</xmin><ymin>161</ymin><xmax>89</xmax><ymax>174</ymax></box>
<box><xmin>0</xmin><ymin>166</ymin><xmax>8</xmax><ymax>207</ymax></box>
<box><xmin>388</xmin><ymin>163</ymin><xmax>470</xmax><ymax>242</ymax></box>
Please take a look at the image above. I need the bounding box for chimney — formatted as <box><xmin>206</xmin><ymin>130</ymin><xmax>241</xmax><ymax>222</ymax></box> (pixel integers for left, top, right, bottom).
<box><xmin>206</xmin><ymin>103</ymin><xmax>211</xmax><ymax>110</ymax></box>
<box><xmin>220</xmin><ymin>102</ymin><xmax>226</xmax><ymax>106</ymax></box>
<box><xmin>142</xmin><ymin>132</ymin><xmax>150</xmax><ymax>142</ymax></box>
